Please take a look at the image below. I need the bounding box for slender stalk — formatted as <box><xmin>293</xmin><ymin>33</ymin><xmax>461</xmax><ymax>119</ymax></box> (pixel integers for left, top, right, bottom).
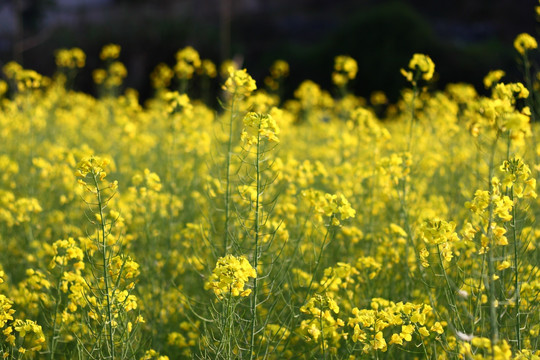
<box><xmin>436</xmin><ymin>245</ymin><xmax>465</xmax><ymax>333</ymax></box>
<box><xmin>93</xmin><ymin>173</ymin><xmax>115</xmax><ymax>359</ymax></box>
<box><xmin>216</xmin><ymin>290</ymin><xmax>234</xmax><ymax>359</ymax></box>
<box><xmin>305</xmin><ymin>219</ymin><xmax>335</xmax><ymax>301</ymax></box>
<box><xmin>249</xmin><ymin>127</ymin><xmax>261</xmax><ymax>360</ymax></box>
<box><xmin>510</xmin><ymin>185</ymin><xmax>522</xmax><ymax>349</ymax></box>
<box><xmin>223</xmin><ymin>94</ymin><xmax>237</xmax><ymax>255</ymax></box>
<box><xmin>407</xmin><ymin>78</ymin><xmax>419</xmax><ymax>153</ymax></box>
<box><xmin>49</xmin><ymin>269</ymin><xmax>63</xmax><ymax>360</ymax></box>
<box><xmin>319</xmin><ymin>310</ymin><xmax>326</xmax><ymax>360</ymax></box>
<box><xmin>398</xmin><ymin>188</ymin><xmax>438</xmax><ymax>312</ymax></box>
<box><xmin>402</xmin><ymin>76</ymin><xmax>418</xmax><ymax>298</ymax></box>
<box><xmin>504</xmin><ymin>132</ymin><xmax>522</xmax><ymax>349</ymax></box>
<box><xmin>521</xmin><ymin>52</ymin><xmax>539</xmax><ymax>166</ymax></box>
<box><xmin>484</xmin><ymin>136</ymin><xmax>500</xmax><ymax>347</ymax></box>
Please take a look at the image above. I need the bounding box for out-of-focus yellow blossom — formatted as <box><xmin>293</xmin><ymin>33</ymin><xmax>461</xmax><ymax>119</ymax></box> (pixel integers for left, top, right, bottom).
<box><xmin>100</xmin><ymin>43</ymin><xmax>121</xmax><ymax>60</ymax></box>
<box><xmin>430</xmin><ymin>322</ymin><xmax>444</xmax><ymax>334</ymax></box>
<box><xmin>446</xmin><ymin>83</ymin><xmax>478</xmax><ymax>103</ymax></box>
<box><xmin>492</xmin><ymin>82</ymin><xmax>529</xmax><ymax>102</ymax></box>
<box><xmin>466</xmin><ymin>190</ymin><xmax>491</xmax><ymax>214</ymax></box>
<box><xmin>222</xmin><ymin>67</ymin><xmax>256</xmax><ymax>97</ymax></box>
<box><xmin>55</xmin><ymin>48</ymin><xmax>86</xmax><ymax>69</ymax></box>
<box><xmin>265</xmin><ymin>60</ymin><xmax>290</xmax><ymax>91</ymax></box>
<box><xmin>370</xmin><ymin>91</ymin><xmax>388</xmax><ymax>105</ymax></box>
<box><xmin>164</xmin><ymin>91</ymin><xmax>192</xmax><ymax>115</ymax></box>
<box><xmin>497</xmin><ymin>260</ymin><xmax>511</xmax><ymax>271</ymax></box>
<box><xmin>3</xmin><ymin>61</ymin><xmax>22</xmax><ymax>79</ymax></box>
<box><xmin>300</xmin><ymin>293</ymin><xmax>344</xmax><ymax>348</ymax></box>
<box><xmin>198</xmin><ymin>59</ymin><xmax>217</xmax><ymax>78</ymax></box>
<box><xmin>417</xmin><ymin>217</ymin><xmax>459</xmax><ymax>266</ymax></box>
<box><xmin>514</xmin><ymin>33</ymin><xmax>538</xmax><ymax>55</ymax></box>
<box><xmin>150</xmin><ymin>63</ymin><xmax>174</xmax><ymax>89</ymax></box>
<box><xmin>301</xmin><ymin>294</ymin><xmax>340</xmax><ymax>316</ymax></box>
<box><xmin>483</xmin><ymin>70</ymin><xmax>505</xmax><ymax>89</ymax></box>
<box><xmin>378</xmin><ymin>152</ymin><xmax>412</xmax><ymax>185</ymax></box>
<box><xmin>319</xmin><ymin>262</ymin><xmax>359</xmax><ymax>292</ymax></box>
<box><xmin>3</xmin><ymin>61</ymin><xmax>45</xmax><ymax>91</ymax></box>
<box><xmin>220</xmin><ymin>59</ymin><xmax>238</xmax><ymax>78</ymax></box>
<box><xmin>270</xmin><ymin>60</ymin><xmax>290</xmax><ymax>78</ymax></box>
<box><xmin>401</xmin><ymin>53</ymin><xmax>435</xmax><ymax>83</ymax></box>
<box><xmin>140</xmin><ymin>349</ymin><xmax>170</xmax><ymax>360</ymax></box>
<box><xmin>500</xmin><ymin>157</ymin><xmax>537</xmax><ymax>198</ymax></box>
<box><xmin>50</xmin><ymin>237</ymin><xmax>85</xmax><ymax>270</ymax></box>
<box><xmin>304</xmin><ymin>190</ymin><xmax>356</xmax><ymax>225</ymax></box>
<box><xmin>332</xmin><ymin>55</ymin><xmax>358</xmax><ymax>87</ymax></box>
<box><xmin>241</xmin><ymin>112</ymin><xmax>280</xmax><ymax>146</ymax></box>
<box><xmin>93</xmin><ymin>59</ymin><xmax>127</xmax><ymax>90</ymax></box>
<box><xmin>175</xmin><ymin>46</ymin><xmax>201</xmax><ymax>79</ymax></box>
<box><xmin>92</xmin><ymin>68</ymin><xmax>107</xmax><ymax>84</ymax></box>
<box><xmin>294</xmin><ymin>80</ymin><xmax>323</xmax><ymax>109</ymax></box>
<box><xmin>0</xmin><ymin>80</ymin><xmax>7</xmax><ymax>97</ymax></box>
<box><xmin>418</xmin><ymin>217</ymin><xmax>459</xmax><ymax>245</ymax></box>
<box><xmin>205</xmin><ymin>255</ymin><xmax>257</xmax><ymax>299</ymax></box>
<box><xmin>108</xmin><ymin>62</ymin><xmax>128</xmax><ymax>85</ymax></box>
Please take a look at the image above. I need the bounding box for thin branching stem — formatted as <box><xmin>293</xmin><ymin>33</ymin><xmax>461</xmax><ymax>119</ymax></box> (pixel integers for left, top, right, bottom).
<box><xmin>93</xmin><ymin>172</ymin><xmax>115</xmax><ymax>360</ymax></box>
<box><xmin>224</xmin><ymin>94</ymin><xmax>237</xmax><ymax>255</ymax></box>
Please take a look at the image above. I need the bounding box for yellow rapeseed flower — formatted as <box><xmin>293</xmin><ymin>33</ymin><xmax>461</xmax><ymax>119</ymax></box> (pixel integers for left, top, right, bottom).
<box><xmin>100</xmin><ymin>43</ymin><xmax>121</xmax><ymax>60</ymax></box>
<box><xmin>205</xmin><ymin>254</ymin><xmax>257</xmax><ymax>299</ymax></box>
<box><xmin>222</xmin><ymin>68</ymin><xmax>257</xmax><ymax>97</ymax></box>
<box><xmin>483</xmin><ymin>70</ymin><xmax>505</xmax><ymax>89</ymax></box>
<box><xmin>332</xmin><ymin>55</ymin><xmax>358</xmax><ymax>86</ymax></box>
<box><xmin>401</xmin><ymin>53</ymin><xmax>435</xmax><ymax>83</ymax></box>
<box><xmin>241</xmin><ymin>112</ymin><xmax>280</xmax><ymax>146</ymax></box>
<box><xmin>514</xmin><ymin>33</ymin><xmax>538</xmax><ymax>55</ymax></box>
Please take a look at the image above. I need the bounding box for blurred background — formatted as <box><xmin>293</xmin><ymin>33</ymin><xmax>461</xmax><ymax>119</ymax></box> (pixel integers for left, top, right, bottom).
<box><xmin>0</xmin><ymin>0</ymin><xmax>538</xmax><ymax>101</ymax></box>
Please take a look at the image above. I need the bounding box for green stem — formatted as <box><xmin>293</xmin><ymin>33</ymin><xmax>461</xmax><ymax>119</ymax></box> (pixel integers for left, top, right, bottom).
<box><xmin>49</xmin><ymin>270</ymin><xmax>63</xmax><ymax>360</ymax></box>
<box><xmin>305</xmin><ymin>218</ymin><xmax>335</xmax><ymax>300</ymax></box>
<box><xmin>223</xmin><ymin>94</ymin><xmax>236</xmax><ymax>255</ymax></box>
<box><xmin>407</xmin><ymin>80</ymin><xmax>418</xmax><ymax>153</ymax></box>
<box><xmin>249</xmin><ymin>128</ymin><xmax>261</xmax><ymax>360</ymax></box>
<box><xmin>485</xmin><ymin>136</ymin><xmax>500</xmax><ymax>347</ymax></box>
<box><xmin>510</xmin><ymin>186</ymin><xmax>522</xmax><ymax>350</ymax></box>
<box><xmin>522</xmin><ymin>53</ymin><xmax>539</xmax><ymax>166</ymax></box>
<box><xmin>93</xmin><ymin>173</ymin><xmax>115</xmax><ymax>359</ymax></box>
<box><xmin>319</xmin><ymin>310</ymin><xmax>326</xmax><ymax>360</ymax></box>
<box><xmin>402</xmin><ymin>78</ymin><xmax>418</xmax><ymax>299</ymax></box>
<box><xmin>436</xmin><ymin>245</ymin><xmax>465</xmax><ymax>333</ymax></box>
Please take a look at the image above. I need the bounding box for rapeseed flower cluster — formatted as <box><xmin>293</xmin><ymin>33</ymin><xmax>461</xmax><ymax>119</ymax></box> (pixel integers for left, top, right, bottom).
<box><xmin>55</xmin><ymin>48</ymin><xmax>86</xmax><ymax>69</ymax></box>
<box><xmin>222</xmin><ymin>67</ymin><xmax>257</xmax><ymax>97</ymax></box>
<box><xmin>265</xmin><ymin>59</ymin><xmax>289</xmax><ymax>91</ymax></box>
<box><xmin>484</xmin><ymin>69</ymin><xmax>506</xmax><ymax>89</ymax></box>
<box><xmin>175</xmin><ymin>46</ymin><xmax>201</xmax><ymax>79</ymax></box>
<box><xmin>514</xmin><ymin>33</ymin><xmax>538</xmax><ymax>55</ymax></box>
<box><xmin>401</xmin><ymin>53</ymin><xmax>435</xmax><ymax>84</ymax></box>
<box><xmin>500</xmin><ymin>157</ymin><xmax>537</xmax><ymax>198</ymax></box>
<box><xmin>240</xmin><ymin>112</ymin><xmax>280</xmax><ymax>146</ymax></box>
<box><xmin>205</xmin><ymin>255</ymin><xmax>256</xmax><ymax>299</ymax></box>
<box><xmin>332</xmin><ymin>55</ymin><xmax>358</xmax><ymax>87</ymax></box>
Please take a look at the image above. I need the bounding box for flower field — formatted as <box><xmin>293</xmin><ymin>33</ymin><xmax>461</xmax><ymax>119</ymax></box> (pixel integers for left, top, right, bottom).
<box><xmin>1</xmin><ymin>19</ymin><xmax>540</xmax><ymax>360</ymax></box>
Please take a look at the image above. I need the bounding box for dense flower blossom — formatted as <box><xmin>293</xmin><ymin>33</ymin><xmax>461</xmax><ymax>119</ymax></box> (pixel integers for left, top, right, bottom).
<box><xmin>514</xmin><ymin>33</ymin><xmax>538</xmax><ymax>55</ymax></box>
<box><xmin>401</xmin><ymin>53</ymin><xmax>435</xmax><ymax>83</ymax></box>
<box><xmin>205</xmin><ymin>255</ymin><xmax>257</xmax><ymax>299</ymax></box>
<box><xmin>222</xmin><ymin>67</ymin><xmax>257</xmax><ymax>97</ymax></box>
